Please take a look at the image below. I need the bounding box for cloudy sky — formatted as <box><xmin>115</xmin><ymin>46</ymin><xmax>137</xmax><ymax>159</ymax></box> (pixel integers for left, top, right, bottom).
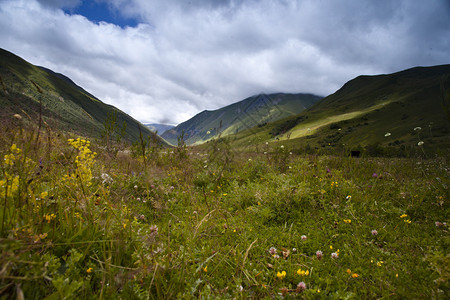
<box><xmin>1</xmin><ymin>0</ymin><xmax>449</xmax><ymax>125</ymax></box>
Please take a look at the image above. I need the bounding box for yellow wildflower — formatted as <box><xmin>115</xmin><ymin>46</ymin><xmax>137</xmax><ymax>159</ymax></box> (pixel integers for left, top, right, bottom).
<box><xmin>352</xmin><ymin>273</ymin><xmax>359</xmax><ymax>278</ymax></box>
<box><xmin>203</xmin><ymin>266</ymin><xmax>207</xmax><ymax>273</ymax></box>
<box><xmin>276</xmin><ymin>271</ymin><xmax>286</xmax><ymax>279</ymax></box>
<box><xmin>87</xmin><ymin>267</ymin><xmax>93</xmax><ymax>273</ymax></box>
<box><xmin>343</xmin><ymin>219</ymin><xmax>352</xmax><ymax>223</ymax></box>
<box><xmin>400</xmin><ymin>214</ymin><xmax>408</xmax><ymax>218</ymax></box>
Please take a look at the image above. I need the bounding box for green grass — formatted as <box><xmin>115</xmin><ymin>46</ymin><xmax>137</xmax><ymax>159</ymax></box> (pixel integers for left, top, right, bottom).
<box><xmin>0</xmin><ymin>119</ymin><xmax>448</xmax><ymax>299</ymax></box>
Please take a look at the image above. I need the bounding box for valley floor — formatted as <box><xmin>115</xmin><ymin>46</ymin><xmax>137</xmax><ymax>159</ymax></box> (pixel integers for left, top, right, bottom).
<box><xmin>0</xmin><ymin>126</ymin><xmax>448</xmax><ymax>299</ymax></box>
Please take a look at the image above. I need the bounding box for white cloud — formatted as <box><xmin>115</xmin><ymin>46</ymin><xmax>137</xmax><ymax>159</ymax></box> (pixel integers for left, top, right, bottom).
<box><xmin>1</xmin><ymin>0</ymin><xmax>449</xmax><ymax>125</ymax></box>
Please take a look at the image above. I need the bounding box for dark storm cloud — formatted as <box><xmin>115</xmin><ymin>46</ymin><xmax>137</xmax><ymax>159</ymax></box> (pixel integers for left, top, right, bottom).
<box><xmin>1</xmin><ymin>0</ymin><xmax>449</xmax><ymax>124</ymax></box>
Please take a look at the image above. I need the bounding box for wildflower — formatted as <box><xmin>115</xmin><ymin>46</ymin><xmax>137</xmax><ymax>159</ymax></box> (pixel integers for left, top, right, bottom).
<box><xmin>139</xmin><ymin>215</ymin><xmax>145</xmax><ymax>220</ymax></box>
<box><xmin>414</xmin><ymin>127</ymin><xmax>422</xmax><ymax>131</ymax></box>
<box><xmin>346</xmin><ymin>195</ymin><xmax>352</xmax><ymax>200</ymax></box>
<box><xmin>404</xmin><ymin>219</ymin><xmax>412</xmax><ymax>224</ymax></box>
<box><xmin>435</xmin><ymin>221</ymin><xmax>444</xmax><ymax>227</ymax></box>
<box><xmin>352</xmin><ymin>273</ymin><xmax>359</xmax><ymax>278</ymax></box>
<box><xmin>297</xmin><ymin>268</ymin><xmax>309</xmax><ymax>276</ymax></box>
<box><xmin>123</xmin><ymin>223</ymin><xmax>127</xmax><ymax>229</ymax></box>
<box><xmin>289</xmin><ymin>152</ymin><xmax>292</xmax><ymax>155</ymax></box>
<box><xmin>44</xmin><ymin>213</ymin><xmax>56</xmax><ymax>223</ymax></box>
<box><xmin>343</xmin><ymin>219</ymin><xmax>351</xmax><ymax>224</ymax></box>
<box><xmin>346</xmin><ymin>269</ymin><xmax>352</xmax><ymax>274</ymax></box>
<box><xmin>371</xmin><ymin>229</ymin><xmax>378</xmax><ymax>235</ymax></box>
<box><xmin>280</xmin><ymin>145</ymin><xmax>284</xmax><ymax>149</ymax></box>
<box><xmin>316</xmin><ymin>250</ymin><xmax>323</xmax><ymax>260</ymax></box>
<box><xmin>372</xmin><ymin>172</ymin><xmax>378</xmax><ymax>178</ymax></box>
<box><xmin>87</xmin><ymin>267</ymin><xmax>93</xmax><ymax>273</ymax></box>
<box><xmin>222</xmin><ymin>193</ymin><xmax>227</xmax><ymax>196</ymax></box>
<box><xmin>384</xmin><ymin>132</ymin><xmax>391</xmax><ymax>137</ymax></box>
<box><xmin>400</xmin><ymin>214</ymin><xmax>408</xmax><ymax>218</ymax></box>
<box><xmin>276</xmin><ymin>271</ymin><xmax>286</xmax><ymax>279</ymax></box>
<box><xmin>292</xmin><ymin>248</ymin><xmax>297</xmax><ymax>253</ymax></box>
<box><xmin>417</xmin><ymin>141</ymin><xmax>424</xmax><ymax>146</ymax></box>
<box><xmin>149</xmin><ymin>225</ymin><xmax>158</xmax><ymax>234</ymax></box>
<box><xmin>377</xmin><ymin>261</ymin><xmax>383</xmax><ymax>267</ymax></box>
<box><xmin>269</xmin><ymin>247</ymin><xmax>277</xmax><ymax>255</ymax></box>
<box><xmin>331</xmin><ymin>252</ymin><xmax>339</xmax><ymax>259</ymax></box>
<box><xmin>296</xmin><ymin>281</ymin><xmax>306</xmax><ymax>293</ymax></box>
<box><xmin>329</xmin><ymin>245</ymin><xmax>333</xmax><ymax>250</ymax></box>
<box><xmin>265</xmin><ymin>142</ymin><xmax>269</xmax><ymax>145</ymax></box>
<box><xmin>134</xmin><ymin>185</ymin><xmax>138</xmax><ymax>189</ymax></box>
<box><xmin>301</xmin><ymin>235</ymin><xmax>307</xmax><ymax>241</ymax></box>
<box><xmin>203</xmin><ymin>266</ymin><xmax>207</xmax><ymax>272</ymax></box>
<box><xmin>206</xmin><ymin>131</ymin><xmax>211</xmax><ymax>134</ymax></box>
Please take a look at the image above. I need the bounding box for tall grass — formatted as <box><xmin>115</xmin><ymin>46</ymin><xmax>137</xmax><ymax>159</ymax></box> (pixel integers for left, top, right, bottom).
<box><xmin>0</xmin><ymin>119</ymin><xmax>448</xmax><ymax>299</ymax></box>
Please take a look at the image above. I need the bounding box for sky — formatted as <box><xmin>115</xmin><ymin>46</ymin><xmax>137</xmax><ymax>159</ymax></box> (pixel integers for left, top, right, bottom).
<box><xmin>0</xmin><ymin>0</ymin><xmax>449</xmax><ymax>125</ymax></box>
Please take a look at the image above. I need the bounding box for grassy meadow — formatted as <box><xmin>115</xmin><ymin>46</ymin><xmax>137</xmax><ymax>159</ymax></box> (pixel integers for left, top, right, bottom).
<box><xmin>0</xmin><ymin>119</ymin><xmax>448</xmax><ymax>299</ymax></box>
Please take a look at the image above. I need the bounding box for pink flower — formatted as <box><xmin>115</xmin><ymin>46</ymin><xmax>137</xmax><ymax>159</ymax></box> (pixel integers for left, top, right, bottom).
<box><xmin>301</xmin><ymin>235</ymin><xmax>307</xmax><ymax>241</ymax></box>
<box><xmin>371</xmin><ymin>229</ymin><xmax>378</xmax><ymax>235</ymax></box>
<box><xmin>316</xmin><ymin>250</ymin><xmax>323</xmax><ymax>260</ymax></box>
<box><xmin>269</xmin><ymin>247</ymin><xmax>277</xmax><ymax>255</ymax></box>
<box><xmin>296</xmin><ymin>281</ymin><xmax>306</xmax><ymax>293</ymax></box>
<box><xmin>331</xmin><ymin>252</ymin><xmax>338</xmax><ymax>259</ymax></box>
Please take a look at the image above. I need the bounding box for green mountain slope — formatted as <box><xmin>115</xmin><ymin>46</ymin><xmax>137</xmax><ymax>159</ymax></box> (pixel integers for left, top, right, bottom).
<box><xmin>0</xmin><ymin>48</ymin><xmax>165</xmax><ymax>144</ymax></box>
<box><xmin>230</xmin><ymin>65</ymin><xmax>450</xmax><ymax>154</ymax></box>
<box><xmin>162</xmin><ymin>93</ymin><xmax>322</xmax><ymax>145</ymax></box>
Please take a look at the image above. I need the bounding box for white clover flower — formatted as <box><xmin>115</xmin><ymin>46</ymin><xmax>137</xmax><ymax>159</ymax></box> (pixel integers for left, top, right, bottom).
<box><xmin>418</xmin><ymin>141</ymin><xmax>424</xmax><ymax>146</ymax></box>
<box><xmin>414</xmin><ymin>127</ymin><xmax>422</xmax><ymax>131</ymax></box>
<box><xmin>384</xmin><ymin>132</ymin><xmax>391</xmax><ymax>137</ymax></box>
<box><xmin>280</xmin><ymin>145</ymin><xmax>284</xmax><ymax>149</ymax></box>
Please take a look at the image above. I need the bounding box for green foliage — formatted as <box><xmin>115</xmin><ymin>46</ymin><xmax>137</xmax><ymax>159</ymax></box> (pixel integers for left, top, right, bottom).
<box><xmin>1</xmin><ymin>106</ymin><xmax>449</xmax><ymax>299</ymax></box>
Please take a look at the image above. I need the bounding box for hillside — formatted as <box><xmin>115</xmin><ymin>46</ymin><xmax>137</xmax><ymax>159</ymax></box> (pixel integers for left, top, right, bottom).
<box><xmin>229</xmin><ymin>65</ymin><xmax>450</xmax><ymax>155</ymax></box>
<box><xmin>0</xmin><ymin>48</ymin><xmax>165</xmax><ymax>145</ymax></box>
<box><xmin>162</xmin><ymin>93</ymin><xmax>322</xmax><ymax>145</ymax></box>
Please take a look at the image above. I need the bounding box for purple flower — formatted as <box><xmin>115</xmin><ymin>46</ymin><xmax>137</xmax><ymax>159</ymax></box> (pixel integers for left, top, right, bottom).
<box><xmin>372</xmin><ymin>173</ymin><xmax>378</xmax><ymax>178</ymax></box>
<box><xmin>327</xmin><ymin>168</ymin><xmax>331</xmax><ymax>173</ymax></box>
<box><xmin>316</xmin><ymin>250</ymin><xmax>323</xmax><ymax>260</ymax></box>
<box><xmin>296</xmin><ymin>281</ymin><xmax>306</xmax><ymax>293</ymax></box>
<box><xmin>269</xmin><ymin>247</ymin><xmax>277</xmax><ymax>255</ymax></box>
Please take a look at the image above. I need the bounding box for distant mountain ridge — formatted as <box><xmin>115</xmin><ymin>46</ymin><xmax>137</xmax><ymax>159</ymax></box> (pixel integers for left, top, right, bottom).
<box><xmin>144</xmin><ymin>123</ymin><xmax>175</xmax><ymax>134</ymax></box>
<box><xmin>229</xmin><ymin>64</ymin><xmax>450</xmax><ymax>153</ymax></box>
<box><xmin>162</xmin><ymin>93</ymin><xmax>322</xmax><ymax>145</ymax></box>
<box><xmin>0</xmin><ymin>48</ymin><xmax>165</xmax><ymax>145</ymax></box>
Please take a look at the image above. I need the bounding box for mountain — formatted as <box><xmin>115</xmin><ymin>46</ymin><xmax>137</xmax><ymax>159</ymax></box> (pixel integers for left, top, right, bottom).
<box><xmin>144</xmin><ymin>123</ymin><xmax>175</xmax><ymax>135</ymax></box>
<box><xmin>0</xmin><ymin>48</ymin><xmax>165</xmax><ymax>145</ymax></box>
<box><xmin>230</xmin><ymin>65</ymin><xmax>450</xmax><ymax>154</ymax></box>
<box><xmin>162</xmin><ymin>93</ymin><xmax>322</xmax><ymax>145</ymax></box>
